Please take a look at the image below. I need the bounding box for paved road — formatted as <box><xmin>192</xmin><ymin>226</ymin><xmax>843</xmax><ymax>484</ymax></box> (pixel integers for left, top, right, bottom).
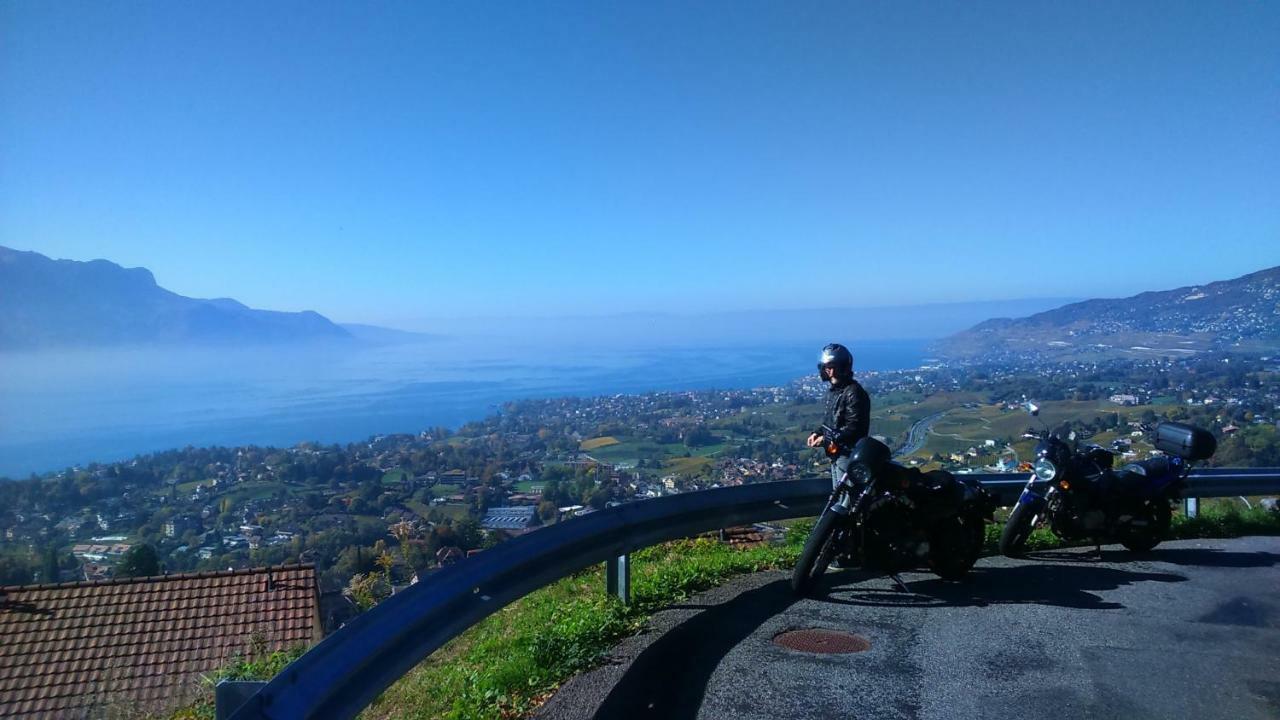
<box><xmin>535</xmin><ymin>537</ymin><xmax>1280</xmax><ymax>720</ymax></box>
<box><xmin>894</xmin><ymin>412</ymin><xmax>946</xmax><ymax>458</ymax></box>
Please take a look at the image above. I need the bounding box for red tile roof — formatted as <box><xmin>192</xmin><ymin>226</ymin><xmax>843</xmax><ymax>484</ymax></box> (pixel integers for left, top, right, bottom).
<box><xmin>0</xmin><ymin>563</ymin><xmax>320</xmax><ymax>719</ymax></box>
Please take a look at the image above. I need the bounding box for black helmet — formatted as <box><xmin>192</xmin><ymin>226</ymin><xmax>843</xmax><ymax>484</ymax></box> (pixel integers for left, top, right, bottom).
<box><xmin>849</xmin><ymin>437</ymin><xmax>891</xmax><ymax>473</ymax></box>
<box><xmin>817</xmin><ymin>343</ymin><xmax>853</xmax><ymax>382</ymax></box>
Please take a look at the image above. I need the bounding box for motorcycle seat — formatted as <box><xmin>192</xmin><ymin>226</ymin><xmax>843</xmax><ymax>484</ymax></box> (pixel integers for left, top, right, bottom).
<box><xmin>1122</xmin><ymin>456</ymin><xmax>1172</xmax><ymax>479</ymax></box>
<box><xmin>904</xmin><ymin>468</ymin><xmax>964</xmax><ymax>515</ymax></box>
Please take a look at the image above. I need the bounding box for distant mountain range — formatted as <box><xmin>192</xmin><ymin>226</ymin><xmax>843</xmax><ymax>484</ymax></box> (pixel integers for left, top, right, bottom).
<box><xmin>0</xmin><ymin>246</ymin><xmax>355</xmax><ymax>350</ymax></box>
<box><xmin>939</xmin><ymin>266</ymin><xmax>1280</xmax><ymax>359</ymax></box>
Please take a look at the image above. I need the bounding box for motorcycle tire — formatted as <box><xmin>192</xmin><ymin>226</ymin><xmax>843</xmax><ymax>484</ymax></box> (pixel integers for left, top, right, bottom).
<box><xmin>1120</xmin><ymin>503</ymin><xmax>1171</xmax><ymax>553</ymax></box>
<box><xmin>928</xmin><ymin>516</ymin><xmax>978</xmax><ymax>581</ymax></box>
<box><xmin>999</xmin><ymin>499</ymin><xmax>1042</xmax><ymax>558</ymax></box>
<box><xmin>791</xmin><ymin>509</ymin><xmax>841</xmax><ymax>596</ymax></box>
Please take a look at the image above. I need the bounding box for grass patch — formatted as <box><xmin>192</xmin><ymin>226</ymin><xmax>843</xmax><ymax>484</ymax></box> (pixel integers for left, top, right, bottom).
<box><xmin>175</xmin><ymin>478</ymin><xmax>216</xmax><ymax>493</ymax></box>
<box><xmin>170</xmin><ymin>645</ymin><xmax>308</xmax><ymax>719</ymax></box>
<box><xmin>363</xmin><ymin>538</ymin><xmax>799</xmax><ymax>720</ymax></box>
<box><xmin>665</xmin><ymin>456</ymin><xmax>713</xmax><ymax>476</ymax></box>
<box><xmin>580</xmin><ymin>436</ymin><xmax>621</xmax><ymax>452</ymax></box>
<box><xmin>383</xmin><ymin>469</ymin><xmax>410</xmax><ymax>484</ymax></box>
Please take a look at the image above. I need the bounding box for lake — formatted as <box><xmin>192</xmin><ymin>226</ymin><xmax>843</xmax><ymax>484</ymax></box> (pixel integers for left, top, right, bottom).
<box><xmin>0</xmin><ymin>338</ymin><xmax>931</xmax><ymax>477</ymax></box>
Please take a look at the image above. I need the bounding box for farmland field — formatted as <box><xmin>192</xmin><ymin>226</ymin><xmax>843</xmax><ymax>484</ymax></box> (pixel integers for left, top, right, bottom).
<box><xmin>580</xmin><ymin>436</ymin><xmax>621</xmax><ymax>451</ymax></box>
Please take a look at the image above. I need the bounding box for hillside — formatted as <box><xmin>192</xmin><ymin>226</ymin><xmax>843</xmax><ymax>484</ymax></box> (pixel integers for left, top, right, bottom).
<box><xmin>0</xmin><ymin>246</ymin><xmax>352</xmax><ymax>349</ymax></box>
<box><xmin>939</xmin><ymin>266</ymin><xmax>1280</xmax><ymax>359</ymax></box>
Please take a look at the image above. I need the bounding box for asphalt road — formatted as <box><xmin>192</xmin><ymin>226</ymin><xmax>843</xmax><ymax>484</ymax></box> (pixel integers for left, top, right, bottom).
<box><xmin>894</xmin><ymin>412</ymin><xmax>946</xmax><ymax>458</ymax></box>
<box><xmin>534</xmin><ymin>537</ymin><xmax>1280</xmax><ymax>720</ymax></box>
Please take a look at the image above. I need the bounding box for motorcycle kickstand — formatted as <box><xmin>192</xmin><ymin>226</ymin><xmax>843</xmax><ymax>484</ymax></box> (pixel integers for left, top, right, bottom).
<box><xmin>888</xmin><ymin>573</ymin><xmax>911</xmax><ymax>593</ymax></box>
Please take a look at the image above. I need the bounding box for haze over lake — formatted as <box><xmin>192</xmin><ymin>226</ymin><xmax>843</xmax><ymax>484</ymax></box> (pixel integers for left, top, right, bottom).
<box><xmin>0</xmin><ymin>337</ymin><xmax>933</xmax><ymax>478</ymax></box>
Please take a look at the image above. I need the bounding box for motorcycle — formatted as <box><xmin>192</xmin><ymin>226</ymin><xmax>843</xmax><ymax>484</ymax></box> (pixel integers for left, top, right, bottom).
<box><xmin>791</xmin><ymin>433</ymin><xmax>996</xmax><ymax>596</ymax></box>
<box><xmin>999</xmin><ymin>403</ymin><xmax>1216</xmax><ymax>556</ymax></box>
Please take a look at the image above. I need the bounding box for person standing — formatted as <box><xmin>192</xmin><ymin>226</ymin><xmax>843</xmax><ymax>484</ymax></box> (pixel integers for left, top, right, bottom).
<box><xmin>806</xmin><ymin>343</ymin><xmax>871</xmax><ymax>489</ymax></box>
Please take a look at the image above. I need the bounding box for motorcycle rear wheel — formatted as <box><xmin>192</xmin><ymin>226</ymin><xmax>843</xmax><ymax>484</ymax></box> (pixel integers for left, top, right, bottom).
<box><xmin>1120</xmin><ymin>503</ymin><xmax>1171</xmax><ymax>552</ymax></box>
<box><xmin>929</xmin><ymin>516</ymin><xmax>979</xmax><ymax>581</ymax></box>
<box><xmin>791</xmin><ymin>509</ymin><xmax>841</xmax><ymax>596</ymax></box>
<box><xmin>999</xmin><ymin>500</ymin><xmax>1042</xmax><ymax>557</ymax></box>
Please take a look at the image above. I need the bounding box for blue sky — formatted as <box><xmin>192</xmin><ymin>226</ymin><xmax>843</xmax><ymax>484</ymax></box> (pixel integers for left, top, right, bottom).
<box><xmin>2</xmin><ymin>1</ymin><xmax>1277</xmax><ymax>330</ymax></box>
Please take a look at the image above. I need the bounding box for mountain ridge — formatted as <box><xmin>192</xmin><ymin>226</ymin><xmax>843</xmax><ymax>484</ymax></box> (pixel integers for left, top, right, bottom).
<box><xmin>0</xmin><ymin>246</ymin><xmax>353</xmax><ymax>350</ymax></box>
<box><xmin>939</xmin><ymin>265</ymin><xmax>1280</xmax><ymax>359</ymax></box>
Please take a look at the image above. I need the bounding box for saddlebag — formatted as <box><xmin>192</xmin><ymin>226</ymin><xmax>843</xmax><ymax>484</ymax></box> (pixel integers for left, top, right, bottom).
<box><xmin>1153</xmin><ymin>422</ymin><xmax>1216</xmax><ymax>461</ymax></box>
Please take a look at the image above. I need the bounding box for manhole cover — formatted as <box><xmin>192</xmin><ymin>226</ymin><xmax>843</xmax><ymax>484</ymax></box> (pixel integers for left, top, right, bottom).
<box><xmin>773</xmin><ymin>628</ymin><xmax>871</xmax><ymax>654</ymax></box>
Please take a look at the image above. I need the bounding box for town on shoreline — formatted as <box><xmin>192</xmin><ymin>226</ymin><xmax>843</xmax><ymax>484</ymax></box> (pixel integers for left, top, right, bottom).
<box><xmin>2</xmin><ymin>352</ymin><xmax>1277</xmax><ymax>603</ymax></box>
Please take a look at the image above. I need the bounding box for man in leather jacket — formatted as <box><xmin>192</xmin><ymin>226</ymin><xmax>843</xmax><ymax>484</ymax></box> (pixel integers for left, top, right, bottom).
<box><xmin>806</xmin><ymin>343</ymin><xmax>871</xmax><ymax>489</ymax></box>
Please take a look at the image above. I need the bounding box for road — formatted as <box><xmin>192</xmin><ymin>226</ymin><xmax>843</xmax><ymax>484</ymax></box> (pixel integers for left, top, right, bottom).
<box><xmin>894</xmin><ymin>411</ymin><xmax>946</xmax><ymax>457</ymax></box>
<box><xmin>535</xmin><ymin>537</ymin><xmax>1280</xmax><ymax>720</ymax></box>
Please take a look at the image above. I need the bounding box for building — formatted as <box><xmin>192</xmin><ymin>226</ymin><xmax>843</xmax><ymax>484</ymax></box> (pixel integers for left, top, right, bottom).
<box><xmin>480</xmin><ymin>506</ymin><xmax>539</xmax><ymax>532</ymax></box>
<box><xmin>0</xmin><ymin>564</ymin><xmax>321</xmax><ymax>719</ymax></box>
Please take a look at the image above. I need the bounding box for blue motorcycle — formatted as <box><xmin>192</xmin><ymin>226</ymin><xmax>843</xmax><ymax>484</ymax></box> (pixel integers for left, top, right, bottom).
<box><xmin>999</xmin><ymin>405</ymin><xmax>1215</xmax><ymax>556</ymax></box>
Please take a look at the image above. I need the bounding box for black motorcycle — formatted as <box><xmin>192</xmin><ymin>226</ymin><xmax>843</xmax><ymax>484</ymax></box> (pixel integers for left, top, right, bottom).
<box><xmin>791</xmin><ymin>434</ymin><xmax>996</xmax><ymax>596</ymax></box>
<box><xmin>1000</xmin><ymin>404</ymin><xmax>1216</xmax><ymax>556</ymax></box>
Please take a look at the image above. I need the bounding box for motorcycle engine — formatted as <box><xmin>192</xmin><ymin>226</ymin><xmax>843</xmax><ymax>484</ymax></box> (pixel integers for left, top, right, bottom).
<box><xmin>862</xmin><ymin>494</ymin><xmax>924</xmax><ymax>571</ymax></box>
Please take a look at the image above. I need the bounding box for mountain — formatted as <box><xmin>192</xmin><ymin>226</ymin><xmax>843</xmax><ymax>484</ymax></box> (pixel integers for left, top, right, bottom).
<box><xmin>939</xmin><ymin>266</ymin><xmax>1280</xmax><ymax>360</ymax></box>
<box><xmin>0</xmin><ymin>246</ymin><xmax>352</xmax><ymax>349</ymax></box>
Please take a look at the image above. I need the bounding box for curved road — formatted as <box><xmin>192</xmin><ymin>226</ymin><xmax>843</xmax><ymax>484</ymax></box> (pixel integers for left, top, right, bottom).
<box><xmin>894</xmin><ymin>411</ymin><xmax>947</xmax><ymax>458</ymax></box>
<box><xmin>536</xmin><ymin>537</ymin><xmax>1280</xmax><ymax>720</ymax></box>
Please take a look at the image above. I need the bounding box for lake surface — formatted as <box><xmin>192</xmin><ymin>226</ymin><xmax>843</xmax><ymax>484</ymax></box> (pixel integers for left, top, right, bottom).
<box><xmin>0</xmin><ymin>338</ymin><xmax>930</xmax><ymax>477</ymax></box>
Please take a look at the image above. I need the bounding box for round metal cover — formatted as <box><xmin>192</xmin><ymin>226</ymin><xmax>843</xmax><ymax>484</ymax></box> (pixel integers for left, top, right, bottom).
<box><xmin>773</xmin><ymin>628</ymin><xmax>871</xmax><ymax>654</ymax></box>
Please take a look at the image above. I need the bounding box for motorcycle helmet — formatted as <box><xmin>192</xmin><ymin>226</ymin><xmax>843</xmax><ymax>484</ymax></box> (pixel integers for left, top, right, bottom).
<box><xmin>849</xmin><ymin>437</ymin><xmax>891</xmax><ymax>473</ymax></box>
<box><xmin>817</xmin><ymin>343</ymin><xmax>854</xmax><ymax>382</ymax></box>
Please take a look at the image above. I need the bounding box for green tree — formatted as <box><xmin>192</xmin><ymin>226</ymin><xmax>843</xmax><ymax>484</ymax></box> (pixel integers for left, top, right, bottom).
<box><xmin>116</xmin><ymin>544</ymin><xmax>161</xmax><ymax>579</ymax></box>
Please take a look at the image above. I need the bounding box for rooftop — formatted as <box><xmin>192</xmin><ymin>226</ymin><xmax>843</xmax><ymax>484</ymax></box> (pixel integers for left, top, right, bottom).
<box><xmin>0</xmin><ymin>564</ymin><xmax>320</xmax><ymax>718</ymax></box>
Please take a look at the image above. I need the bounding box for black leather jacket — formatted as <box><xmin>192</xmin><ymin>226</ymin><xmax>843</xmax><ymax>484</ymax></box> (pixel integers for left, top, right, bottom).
<box><xmin>818</xmin><ymin>379</ymin><xmax>871</xmax><ymax>457</ymax></box>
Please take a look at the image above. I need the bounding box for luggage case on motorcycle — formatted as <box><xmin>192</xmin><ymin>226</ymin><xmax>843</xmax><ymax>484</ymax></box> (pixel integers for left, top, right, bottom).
<box><xmin>1153</xmin><ymin>422</ymin><xmax>1216</xmax><ymax>461</ymax></box>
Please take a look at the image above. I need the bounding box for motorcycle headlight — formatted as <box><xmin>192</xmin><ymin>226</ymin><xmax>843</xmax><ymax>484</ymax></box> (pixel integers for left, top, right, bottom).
<box><xmin>1033</xmin><ymin>458</ymin><xmax>1058</xmax><ymax>482</ymax></box>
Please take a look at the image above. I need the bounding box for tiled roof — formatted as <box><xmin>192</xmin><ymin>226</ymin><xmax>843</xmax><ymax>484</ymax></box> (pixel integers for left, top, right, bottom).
<box><xmin>0</xmin><ymin>563</ymin><xmax>320</xmax><ymax>719</ymax></box>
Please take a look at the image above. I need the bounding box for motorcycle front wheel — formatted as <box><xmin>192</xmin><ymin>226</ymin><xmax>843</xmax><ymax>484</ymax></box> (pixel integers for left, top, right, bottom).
<box><xmin>999</xmin><ymin>499</ymin><xmax>1044</xmax><ymax>557</ymax></box>
<box><xmin>791</xmin><ymin>508</ymin><xmax>842</xmax><ymax>596</ymax></box>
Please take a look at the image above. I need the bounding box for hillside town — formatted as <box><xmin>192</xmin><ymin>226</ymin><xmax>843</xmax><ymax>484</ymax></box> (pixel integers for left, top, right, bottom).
<box><xmin>3</xmin><ymin>351</ymin><xmax>1277</xmax><ymax>601</ymax></box>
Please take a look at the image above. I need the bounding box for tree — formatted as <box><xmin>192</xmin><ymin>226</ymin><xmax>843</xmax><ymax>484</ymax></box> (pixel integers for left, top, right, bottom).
<box><xmin>116</xmin><ymin>544</ymin><xmax>161</xmax><ymax>578</ymax></box>
<box><xmin>41</xmin><ymin>546</ymin><xmax>60</xmax><ymax>584</ymax></box>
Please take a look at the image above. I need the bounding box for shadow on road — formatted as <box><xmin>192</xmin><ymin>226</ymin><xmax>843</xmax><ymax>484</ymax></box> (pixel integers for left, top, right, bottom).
<box><xmin>818</xmin><ymin>562</ymin><xmax>1187</xmax><ymax>610</ymax></box>
<box><xmin>1020</xmin><ymin>546</ymin><xmax>1280</xmax><ymax>569</ymax></box>
<box><xmin>590</xmin><ymin>579</ymin><xmax>797</xmax><ymax>720</ymax></box>
<box><xmin>1141</xmin><ymin>547</ymin><xmax>1280</xmax><ymax>568</ymax></box>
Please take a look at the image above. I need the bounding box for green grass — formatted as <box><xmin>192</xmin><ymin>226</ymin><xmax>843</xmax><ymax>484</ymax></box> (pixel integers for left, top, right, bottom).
<box><xmin>383</xmin><ymin>469</ymin><xmax>410</xmax><ymax>484</ymax></box>
<box><xmin>170</xmin><ymin>645</ymin><xmax>308</xmax><ymax>719</ymax></box>
<box><xmin>175</xmin><ymin>478</ymin><xmax>216</xmax><ymax>493</ymax></box>
<box><xmin>213</xmin><ymin>481</ymin><xmax>286</xmax><ymax>506</ymax></box>
<box><xmin>362</xmin><ymin>538</ymin><xmax>799</xmax><ymax>720</ymax></box>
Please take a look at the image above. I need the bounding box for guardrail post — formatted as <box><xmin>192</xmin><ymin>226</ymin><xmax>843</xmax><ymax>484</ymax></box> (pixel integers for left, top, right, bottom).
<box><xmin>215</xmin><ymin>680</ymin><xmax>266</xmax><ymax>720</ymax></box>
<box><xmin>606</xmin><ymin>553</ymin><xmax>630</xmax><ymax>604</ymax></box>
<box><xmin>1184</xmin><ymin>497</ymin><xmax>1198</xmax><ymax>518</ymax></box>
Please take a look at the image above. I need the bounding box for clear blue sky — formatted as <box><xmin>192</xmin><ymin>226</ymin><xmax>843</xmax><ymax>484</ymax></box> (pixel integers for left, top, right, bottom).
<box><xmin>2</xmin><ymin>1</ymin><xmax>1277</xmax><ymax>329</ymax></box>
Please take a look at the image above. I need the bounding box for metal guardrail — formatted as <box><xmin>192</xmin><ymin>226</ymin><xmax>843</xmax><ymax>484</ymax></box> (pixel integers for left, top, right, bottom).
<box><xmin>221</xmin><ymin>468</ymin><xmax>1280</xmax><ymax>720</ymax></box>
